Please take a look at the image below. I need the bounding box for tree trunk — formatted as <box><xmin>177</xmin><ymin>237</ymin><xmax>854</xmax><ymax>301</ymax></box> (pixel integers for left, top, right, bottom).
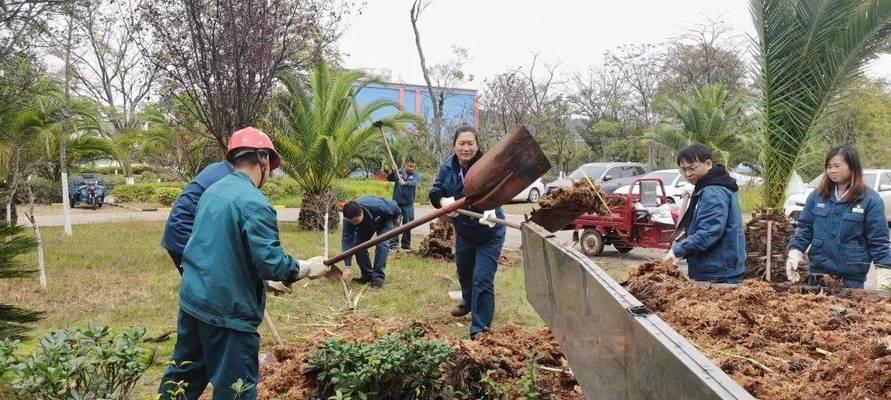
<box><xmin>744</xmin><ymin>208</ymin><xmax>799</xmax><ymax>282</ymax></box>
<box><xmin>59</xmin><ymin>14</ymin><xmax>74</xmax><ymax>238</ymax></box>
<box><xmin>298</xmin><ymin>191</ymin><xmax>339</xmax><ymax>230</ymax></box>
<box><xmin>410</xmin><ymin>1</ymin><xmax>445</xmax><ymax>159</ymax></box>
<box><xmin>25</xmin><ymin>184</ymin><xmax>46</xmax><ymax>289</ymax></box>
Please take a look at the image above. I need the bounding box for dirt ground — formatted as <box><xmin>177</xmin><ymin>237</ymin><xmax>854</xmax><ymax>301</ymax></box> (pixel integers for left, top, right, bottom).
<box><xmin>256</xmin><ymin>316</ymin><xmax>582</xmax><ymax>399</ymax></box>
<box><xmin>624</xmin><ymin>262</ymin><xmax>891</xmax><ymax>400</ymax></box>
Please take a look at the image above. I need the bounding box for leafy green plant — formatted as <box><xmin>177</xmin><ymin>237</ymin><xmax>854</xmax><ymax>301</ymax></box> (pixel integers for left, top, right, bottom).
<box><xmin>479</xmin><ymin>357</ymin><xmax>544</xmax><ymax>400</ymax></box>
<box><xmin>0</xmin><ymin>324</ymin><xmax>150</xmax><ymax>400</ymax></box>
<box><xmin>152</xmin><ymin>187</ymin><xmax>183</xmax><ymax>206</ymax></box>
<box><xmin>306</xmin><ymin>327</ymin><xmax>452</xmax><ymax>400</ymax></box>
<box><xmin>112</xmin><ymin>182</ymin><xmax>184</xmax><ymax>203</ymax></box>
<box><xmin>0</xmin><ymin>222</ymin><xmax>43</xmax><ymax>340</ymax></box>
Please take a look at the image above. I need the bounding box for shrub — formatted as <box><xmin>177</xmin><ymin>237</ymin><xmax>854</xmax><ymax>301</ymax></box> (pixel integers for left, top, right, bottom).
<box><xmin>261</xmin><ymin>181</ymin><xmax>283</xmax><ymax>199</ymax></box>
<box><xmin>0</xmin><ymin>325</ymin><xmax>150</xmax><ymax>400</ymax></box>
<box><xmin>306</xmin><ymin>328</ymin><xmax>452</xmax><ymax>399</ymax></box>
<box><xmin>152</xmin><ymin>187</ymin><xmax>182</xmax><ymax>206</ymax></box>
<box><xmin>112</xmin><ymin>183</ymin><xmax>184</xmax><ymax>203</ymax></box>
<box><xmin>14</xmin><ymin>176</ymin><xmax>61</xmax><ymax>204</ymax></box>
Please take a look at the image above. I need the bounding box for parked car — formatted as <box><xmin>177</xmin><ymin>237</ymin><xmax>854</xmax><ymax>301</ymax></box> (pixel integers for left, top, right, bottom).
<box><xmin>546</xmin><ymin>162</ymin><xmax>649</xmax><ymax>194</ymax></box>
<box><xmin>68</xmin><ymin>173</ymin><xmax>107</xmax><ymax>209</ymax></box>
<box><xmin>511</xmin><ymin>178</ymin><xmax>545</xmax><ymax>203</ymax></box>
<box><xmin>614</xmin><ymin>170</ymin><xmax>693</xmax><ymax>204</ymax></box>
<box><xmin>783</xmin><ymin>169</ymin><xmax>891</xmax><ymax>224</ymax></box>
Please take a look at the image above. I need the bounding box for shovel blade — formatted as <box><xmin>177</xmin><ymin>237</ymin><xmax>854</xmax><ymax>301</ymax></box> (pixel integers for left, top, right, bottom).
<box><xmin>463</xmin><ymin>125</ymin><xmax>551</xmax><ymax>210</ymax></box>
<box><xmin>528</xmin><ymin>209</ymin><xmax>585</xmax><ymax>233</ymax></box>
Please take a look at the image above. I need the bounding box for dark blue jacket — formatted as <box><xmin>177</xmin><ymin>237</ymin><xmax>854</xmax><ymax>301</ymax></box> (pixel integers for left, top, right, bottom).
<box><xmin>673</xmin><ymin>185</ymin><xmax>746</xmax><ymax>282</ymax></box>
<box><xmin>161</xmin><ymin>161</ymin><xmax>234</xmax><ymax>254</ymax></box>
<box><xmin>180</xmin><ymin>172</ymin><xmax>299</xmax><ymax>333</ymax></box>
<box><xmin>341</xmin><ymin>196</ymin><xmax>401</xmax><ymax>266</ymax></box>
<box><xmin>429</xmin><ymin>154</ymin><xmax>505</xmax><ymax>236</ymax></box>
<box><xmin>789</xmin><ymin>188</ymin><xmax>891</xmax><ymax>283</ymax></box>
<box><xmin>388</xmin><ymin>170</ymin><xmax>421</xmax><ymax>206</ymax></box>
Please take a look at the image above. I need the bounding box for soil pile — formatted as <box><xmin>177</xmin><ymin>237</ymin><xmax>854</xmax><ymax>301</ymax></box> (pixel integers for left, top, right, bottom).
<box><xmin>744</xmin><ymin>208</ymin><xmax>801</xmax><ymax>281</ymax></box>
<box><xmin>529</xmin><ymin>181</ymin><xmax>610</xmax><ymax>232</ymax></box>
<box><xmin>419</xmin><ymin>216</ymin><xmax>455</xmax><ymax>260</ymax></box>
<box><xmin>624</xmin><ymin>262</ymin><xmax>891</xmax><ymax>400</ymax></box>
<box><xmin>444</xmin><ymin>325</ymin><xmax>582</xmax><ymax>399</ymax></box>
<box><xmin>257</xmin><ymin>319</ymin><xmax>582</xmax><ymax>399</ymax></box>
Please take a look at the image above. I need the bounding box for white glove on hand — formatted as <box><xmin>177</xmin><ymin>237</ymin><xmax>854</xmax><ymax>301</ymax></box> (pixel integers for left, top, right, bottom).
<box><xmin>478</xmin><ymin>210</ymin><xmax>497</xmax><ymax>228</ymax></box>
<box><xmin>297</xmin><ymin>256</ymin><xmax>331</xmax><ymax>280</ymax></box>
<box><xmin>877</xmin><ymin>267</ymin><xmax>891</xmax><ymax>290</ymax></box>
<box><xmin>662</xmin><ymin>250</ymin><xmax>678</xmax><ymax>266</ymax></box>
<box><xmin>786</xmin><ymin>249</ymin><xmax>803</xmax><ymax>283</ymax></box>
<box><xmin>266</xmin><ymin>281</ymin><xmax>291</xmax><ymax>295</ymax></box>
<box><xmin>440</xmin><ymin>196</ymin><xmax>458</xmax><ymax>217</ymax></box>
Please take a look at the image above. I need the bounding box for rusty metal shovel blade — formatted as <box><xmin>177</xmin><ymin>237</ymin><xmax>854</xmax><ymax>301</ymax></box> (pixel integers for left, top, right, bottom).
<box><xmin>463</xmin><ymin>125</ymin><xmax>551</xmax><ymax>209</ymax></box>
<box><xmin>527</xmin><ymin>209</ymin><xmax>583</xmax><ymax>233</ymax></box>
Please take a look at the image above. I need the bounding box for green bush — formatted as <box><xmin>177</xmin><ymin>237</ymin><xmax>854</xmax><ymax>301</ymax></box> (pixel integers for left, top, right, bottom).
<box><xmin>0</xmin><ymin>325</ymin><xmax>150</xmax><ymax>400</ymax></box>
<box><xmin>335</xmin><ymin>179</ymin><xmax>394</xmax><ymax>201</ymax></box>
<box><xmin>14</xmin><ymin>176</ymin><xmax>61</xmax><ymax>204</ymax></box>
<box><xmin>112</xmin><ymin>183</ymin><xmax>184</xmax><ymax>203</ymax></box>
<box><xmin>152</xmin><ymin>187</ymin><xmax>182</xmax><ymax>206</ymax></box>
<box><xmin>103</xmin><ymin>174</ymin><xmax>127</xmax><ymax>189</ymax></box>
<box><xmin>306</xmin><ymin>328</ymin><xmax>452</xmax><ymax>399</ymax></box>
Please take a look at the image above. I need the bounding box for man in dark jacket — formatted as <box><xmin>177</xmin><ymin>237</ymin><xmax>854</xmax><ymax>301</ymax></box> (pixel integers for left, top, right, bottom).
<box><xmin>161</xmin><ymin>160</ymin><xmax>234</xmax><ymax>273</ymax></box>
<box><xmin>665</xmin><ymin>143</ymin><xmax>746</xmax><ymax>284</ymax></box>
<box><xmin>341</xmin><ymin>196</ymin><xmax>401</xmax><ymax>288</ymax></box>
<box><xmin>387</xmin><ymin>158</ymin><xmax>421</xmax><ymax>251</ymax></box>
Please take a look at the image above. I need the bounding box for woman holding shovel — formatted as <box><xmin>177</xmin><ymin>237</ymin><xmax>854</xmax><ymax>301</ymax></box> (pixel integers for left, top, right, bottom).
<box><xmin>786</xmin><ymin>145</ymin><xmax>891</xmax><ymax>289</ymax></box>
<box><xmin>429</xmin><ymin>126</ymin><xmax>505</xmax><ymax>340</ymax></box>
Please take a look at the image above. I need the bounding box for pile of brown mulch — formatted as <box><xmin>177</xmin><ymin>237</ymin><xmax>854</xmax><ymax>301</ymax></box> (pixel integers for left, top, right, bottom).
<box><xmin>528</xmin><ymin>181</ymin><xmax>610</xmax><ymax>231</ymax></box>
<box><xmin>256</xmin><ymin>319</ymin><xmax>581</xmax><ymax>399</ymax></box>
<box><xmin>623</xmin><ymin>262</ymin><xmax>891</xmax><ymax>400</ymax></box>
<box><xmin>744</xmin><ymin>208</ymin><xmax>801</xmax><ymax>281</ymax></box>
<box><xmin>419</xmin><ymin>216</ymin><xmax>455</xmax><ymax>260</ymax></box>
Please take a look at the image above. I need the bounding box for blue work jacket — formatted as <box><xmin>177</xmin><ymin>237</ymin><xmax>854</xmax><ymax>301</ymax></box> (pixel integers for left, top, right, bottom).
<box><xmin>789</xmin><ymin>188</ymin><xmax>891</xmax><ymax>284</ymax></box>
<box><xmin>161</xmin><ymin>161</ymin><xmax>234</xmax><ymax>254</ymax></box>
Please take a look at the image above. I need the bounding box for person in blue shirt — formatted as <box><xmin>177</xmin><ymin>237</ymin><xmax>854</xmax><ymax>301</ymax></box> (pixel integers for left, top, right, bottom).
<box><xmin>664</xmin><ymin>143</ymin><xmax>746</xmax><ymax>284</ymax></box>
<box><xmin>161</xmin><ymin>161</ymin><xmax>234</xmax><ymax>273</ymax></box>
<box><xmin>387</xmin><ymin>158</ymin><xmax>421</xmax><ymax>251</ymax></box>
<box><xmin>341</xmin><ymin>196</ymin><xmax>401</xmax><ymax>288</ymax></box>
<box><xmin>158</xmin><ymin>127</ymin><xmax>331</xmax><ymax>400</ymax></box>
<box><xmin>429</xmin><ymin>126</ymin><xmax>505</xmax><ymax>340</ymax></box>
<box><xmin>786</xmin><ymin>145</ymin><xmax>891</xmax><ymax>289</ymax></box>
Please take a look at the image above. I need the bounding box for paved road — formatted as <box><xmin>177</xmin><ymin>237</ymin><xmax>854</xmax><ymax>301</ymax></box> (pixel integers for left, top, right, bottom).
<box><xmin>22</xmin><ymin>204</ymin><xmax>663</xmax><ymax>267</ymax></box>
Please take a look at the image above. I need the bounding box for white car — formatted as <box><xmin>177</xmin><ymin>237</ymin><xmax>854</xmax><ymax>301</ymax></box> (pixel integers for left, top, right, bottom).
<box><xmin>783</xmin><ymin>169</ymin><xmax>891</xmax><ymax>224</ymax></box>
<box><xmin>511</xmin><ymin>178</ymin><xmax>545</xmax><ymax>203</ymax></box>
<box><xmin>614</xmin><ymin>170</ymin><xmax>694</xmax><ymax>204</ymax></box>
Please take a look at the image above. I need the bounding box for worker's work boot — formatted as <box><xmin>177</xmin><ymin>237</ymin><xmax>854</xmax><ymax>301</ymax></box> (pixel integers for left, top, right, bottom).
<box><xmin>450</xmin><ymin>304</ymin><xmax>470</xmax><ymax>317</ymax></box>
<box><xmin>371</xmin><ymin>280</ymin><xmax>384</xmax><ymax>289</ymax></box>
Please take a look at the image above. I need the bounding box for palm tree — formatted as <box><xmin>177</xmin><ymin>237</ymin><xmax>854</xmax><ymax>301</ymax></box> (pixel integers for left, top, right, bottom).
<box><xmin>753</xmin><ymin>0</ymin><xmax>891</xmax><ymax>208</ymax></box>
<box><xmin>0</xmin><ymin>220</ymin><xmax>43</xmax><ymax>340</ymax></box>
<box><xmin>269</xmin><ymin>62</ymin><xmax>420</xmax><ymax>230</ymax></box>
<box><xmin>644</xmin><ymin>84</ymin><xmax>744</xmax><ymax>166</ymax></box>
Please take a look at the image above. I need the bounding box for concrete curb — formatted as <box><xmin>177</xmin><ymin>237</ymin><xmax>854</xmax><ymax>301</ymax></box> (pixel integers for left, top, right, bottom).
<box><xmin>108</xmin><ymin>203</ymin><xmax>158</xmax><ymax>212</ymax></box>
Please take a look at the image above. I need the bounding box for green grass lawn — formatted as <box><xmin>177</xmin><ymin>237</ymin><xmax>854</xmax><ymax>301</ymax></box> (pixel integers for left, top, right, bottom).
<box><xmin>1</xmin><ymin>222</ymin><xmax>544</xmax><ymax>398</ymax></box>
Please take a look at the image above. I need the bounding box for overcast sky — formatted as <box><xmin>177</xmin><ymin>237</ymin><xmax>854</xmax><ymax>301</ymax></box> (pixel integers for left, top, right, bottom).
<box><xmin>339</xmin><ymin>0</ymin><xmax>891</xmax><ymax>89</ymax></box>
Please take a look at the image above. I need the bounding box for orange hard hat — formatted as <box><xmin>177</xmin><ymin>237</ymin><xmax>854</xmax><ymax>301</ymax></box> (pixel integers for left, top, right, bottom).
<box><xmin>226</xmin><ymin>127</ymin><xmax>280</xmax><ymax>170</ymax></box>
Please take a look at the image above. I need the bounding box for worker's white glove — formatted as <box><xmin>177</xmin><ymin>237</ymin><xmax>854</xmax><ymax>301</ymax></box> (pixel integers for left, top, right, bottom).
<box><xmin>297</xmin><ymin>256</ymin><xmax>330</xmax><ymax>280</ymax></box>
<box><xmin>440</xmin><ymin>196</ymin><xmax>458</xmax><ymax>217</ymax></box>
<box><xmin>266</xmin><ymin>281</ymin><xmax>291</xmax><ymax>295</ymax></box>
<box><xmin>478</xmin><ymin>210</ymin><xmax>497</xmax><ymax>228</ymax></box>
<box><xmin>877</xmin><ymin>267</ymin><xmax>891</xmax><ymax>291</ymax></box>
<box><xmin>662</xmin><ymin>249</ymin><xmax>678</xmax><ymax>266</ymax></box>
<box><xmin>785</xmin><ymin>249</ymin><xmax>803</xmax><ymax>283</ymax></box>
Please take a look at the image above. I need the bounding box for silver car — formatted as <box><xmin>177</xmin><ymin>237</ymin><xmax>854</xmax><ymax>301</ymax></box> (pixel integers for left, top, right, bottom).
<box><xmin>546</xmin><ymin>162</ymin><xmax>649</xmax><ymax>194</ymax></box>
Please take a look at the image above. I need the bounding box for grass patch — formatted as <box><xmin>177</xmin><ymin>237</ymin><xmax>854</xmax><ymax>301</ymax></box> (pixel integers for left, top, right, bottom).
<box><xmin>1</xmin><ymin>221</ymin><xmax>541</xmax><ymax>398</ymax></box>
<box><xmin>738</xmin><ymin>185</ymin><xmax>762</xmax><ymax>215</ymax></box>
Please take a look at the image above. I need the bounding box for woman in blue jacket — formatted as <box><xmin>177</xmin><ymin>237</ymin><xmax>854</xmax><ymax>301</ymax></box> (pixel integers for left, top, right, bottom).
<box><xmin>429</xmin><ymin>126</ymin><xmax>506</xmax><ymax>340</ymax></box>
<box><xmin>786</xmin><ymin>145</ymin><xmax>891</xmax><ymax>289</ymax></box>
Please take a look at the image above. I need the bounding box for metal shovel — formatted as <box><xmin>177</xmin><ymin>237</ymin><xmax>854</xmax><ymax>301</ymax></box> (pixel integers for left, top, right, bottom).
<box><xmin>325</xmin><ymin>125</ymin><xmax>550</xmax><ymax>266</ymax></box>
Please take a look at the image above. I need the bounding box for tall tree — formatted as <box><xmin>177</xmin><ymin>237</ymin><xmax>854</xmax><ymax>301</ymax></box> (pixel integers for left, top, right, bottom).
<box><xmin>644</xmin><ymin>84</ymin><xmax>744</xmax><ymax>166</ymax></box>
<box><xmin>141</xmin><ymin>0</ymin><xmax>351</xmax><ymax>149</ymax></box>
<box><xmin>753</xmin><ymin>0</ymin><xmax>891</xmax><ymax>208</ymax></box>
<box><xmin>269</xmin><ymin>63</ymin><xmax>418</xmax><ymax>230</ymax></box>
<box><xmin>660</xmin><ymin>19</ymin><xmax>749</xmax><ymax>97</ymax></box>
